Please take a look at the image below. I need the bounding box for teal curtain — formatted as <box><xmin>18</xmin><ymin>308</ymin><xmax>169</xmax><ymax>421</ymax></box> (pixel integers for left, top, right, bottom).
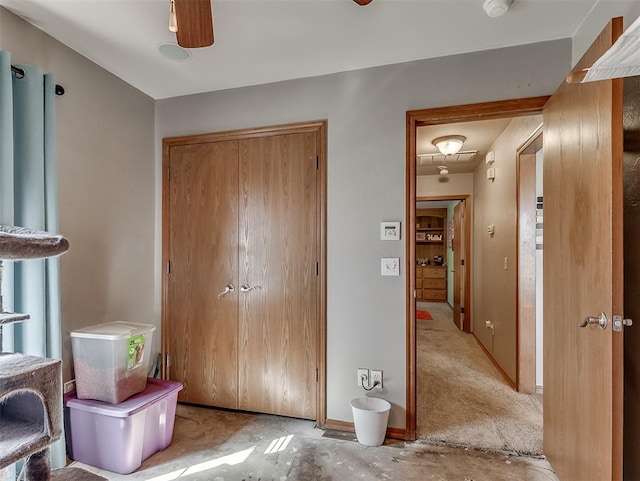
<box><xmin>0</xmin><ymin>51</ymin><xmax>65</xmax><ymax>471</ymax></box>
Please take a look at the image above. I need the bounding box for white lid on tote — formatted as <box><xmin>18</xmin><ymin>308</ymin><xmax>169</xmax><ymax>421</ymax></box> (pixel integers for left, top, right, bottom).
<box><xmin>70</xmin><ymin>321</ymin><xmax>155</xmax><ymax>340</ymax></box>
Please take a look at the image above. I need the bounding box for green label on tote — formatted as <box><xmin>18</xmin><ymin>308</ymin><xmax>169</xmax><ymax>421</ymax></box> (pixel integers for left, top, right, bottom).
<box><xmin>127</xmin><ymin>334</ymin><xmax>146</xmax><ymax>370</ymax></box>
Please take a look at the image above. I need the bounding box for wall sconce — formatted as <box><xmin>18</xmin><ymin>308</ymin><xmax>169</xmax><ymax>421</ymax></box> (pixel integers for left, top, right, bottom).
<box><xmin>432</xmin><ymin>135</ymin><xmax>466</xmax><ymax>156</ymax></box>
<box><xmin>438</xmin><ymin>165</ymin><xmax>449</xmax><ymax>176</ymax></box>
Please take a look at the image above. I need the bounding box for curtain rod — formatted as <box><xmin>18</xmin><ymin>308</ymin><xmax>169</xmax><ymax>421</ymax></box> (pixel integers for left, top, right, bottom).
<box><xmin>11</xmin><ymin>65</ymin><xmax>65</xmax><ymax>96</ymax></box>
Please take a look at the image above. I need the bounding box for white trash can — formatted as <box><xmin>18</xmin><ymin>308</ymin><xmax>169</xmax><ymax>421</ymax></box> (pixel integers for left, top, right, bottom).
<box><xmin>350</xmin><ymin>397</ymin><xmax>391</xmax><ymax>446</ymax></box>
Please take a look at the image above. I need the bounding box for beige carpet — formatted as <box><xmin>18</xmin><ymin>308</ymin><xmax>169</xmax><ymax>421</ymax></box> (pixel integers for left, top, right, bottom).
<box><xmin>417</xmin><ymin>303</ymin><xmax>543</xmax><ymax>456</ymax></box>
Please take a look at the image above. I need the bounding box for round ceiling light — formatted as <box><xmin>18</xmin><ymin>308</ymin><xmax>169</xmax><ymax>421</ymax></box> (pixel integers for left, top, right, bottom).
<box><xmin>432</xmin><ymin>135</ymin><xmax>466</xmax><ymax>156</ymax></box>
<box><xmin>159</xmin><ymin>43</ymin><xmax>192</xmax><ymax>62</ymax></box>
<box><xmin>438</xmin><ymin>166</ymin><xmax>449</xmax><ymax>176</ymax></box>
<box><xmin>483</xmin><ymin>0</ymin><xmax>513</xmax><ymax>18</ymax></box>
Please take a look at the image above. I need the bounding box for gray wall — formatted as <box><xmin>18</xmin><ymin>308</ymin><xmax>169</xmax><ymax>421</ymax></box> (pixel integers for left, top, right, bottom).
<box><xmin>472</xmin><ymin>115</ymin><xmax>542</xmax><ymax>383</ymax></box>
<box><xmin>156</xmin><ymin>43</ymin><xmax>570</xmax><ymax>427</ymax></box>
<box><xmin>0</xmin><ymin>8</ymin><xmax>156</xmax><ymax>381</ymax></box>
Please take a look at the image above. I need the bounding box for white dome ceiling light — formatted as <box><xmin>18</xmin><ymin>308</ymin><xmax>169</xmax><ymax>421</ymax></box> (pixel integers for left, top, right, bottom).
<box><xmin>483</xmin><ymin>0</ymin><xmax>513</xmax><ymax>18</ymax></box>
<box><xmin>432</xmin><ymin>135</ymin><xmax>466</xmax><ymax>156</ymax></box>
<box><xmin>438</xmin><ymin>166</ymin><xmax>449</xmax><ymax>176</ymax></box>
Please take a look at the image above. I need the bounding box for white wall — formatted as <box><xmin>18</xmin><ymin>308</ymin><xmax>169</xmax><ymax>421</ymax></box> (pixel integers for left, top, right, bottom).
<box><xmin>417</xmin><ymin>173</ymin><xmax>473</xmax><ymax>198</ymax></box>
<box><xmin>472</xmin><ymin>115</ymin><xmax>542</xmax><ymax>383</ymax></box>
<box><xmin>0</xmin><ymin>9</ymin><xmax>156</xmax><ymax>381</ymax></box>
<box><xmin>572</xmin><ymin>3</ymin><xmax>640</xmax><ymax>67</ymax></box>
<box><xmin>156</xmin><ymin>42</ymin><xmax>570</xmax><ymax>428</ymax></box>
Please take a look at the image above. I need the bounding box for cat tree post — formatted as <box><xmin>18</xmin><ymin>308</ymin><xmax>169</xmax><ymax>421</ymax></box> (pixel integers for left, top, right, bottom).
<box><xmin>0</xmin><ymin>226</ymin><xmax>105</xmax><ymax>481</ymax></box>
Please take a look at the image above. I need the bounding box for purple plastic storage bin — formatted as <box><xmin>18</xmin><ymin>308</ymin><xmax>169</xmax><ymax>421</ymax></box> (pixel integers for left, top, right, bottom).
<box><xmin>65</xmin><ymin>378</ymin><xmax>183</xmax><ymax>474</ymax></box>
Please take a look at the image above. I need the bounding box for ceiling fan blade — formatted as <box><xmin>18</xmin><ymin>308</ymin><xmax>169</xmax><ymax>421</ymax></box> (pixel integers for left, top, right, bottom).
<box><xmin>353</xmin><ymin>0</ymin><xmax>374</xmax><ymax>4</ymax></box>
<box><xmin>175</xmin><ymin>0</ymin><xmax>214</xmax><ymax>48</ymax></box>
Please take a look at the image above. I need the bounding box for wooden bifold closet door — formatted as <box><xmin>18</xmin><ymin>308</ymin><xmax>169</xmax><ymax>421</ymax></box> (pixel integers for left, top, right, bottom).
<box><xmin>164</xmin><ymin>125</ymin><xmax>321</xmax><ymax>420</ymax></box>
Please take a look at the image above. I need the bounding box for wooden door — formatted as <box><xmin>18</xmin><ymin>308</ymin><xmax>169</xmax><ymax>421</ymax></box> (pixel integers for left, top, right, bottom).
<box><xmin>453</xmin><ymin>201</ymin><xmax>464</xmax><ymax>330</ymax></box>
<box><xmin>543</xmin><ymin>18</ymin><xmax>623</xmax><ymax>481</ymax></box>
<box><xmin>238</xmin><ymin>132</ymin><xmax>318</xmax><ymax>419</ymax></box>
<box><xmin>166</xmin><ymin>141</ymin><xmax>239</xmax><ymax>409</ymax></box>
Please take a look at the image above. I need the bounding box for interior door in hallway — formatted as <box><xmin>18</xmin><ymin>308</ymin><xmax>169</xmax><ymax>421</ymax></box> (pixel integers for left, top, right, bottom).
<box><xmin>166</xmin><ymin>141</ymin><xmax>239</xmax><ymax>409</ymax></box>
<box><xmin>453</xmin><ymin>200</ymin><xmax>465</xmax><ymax>331</ymax></box>
<box><xmin>543</xmin><ymin>17</ymin><xmax>623</xmax><ymax>481</ymax></box>
<box><xmin>238</xmin><ymin>132</ymin><xmax>318</xmax><ymax>419</ymax></box>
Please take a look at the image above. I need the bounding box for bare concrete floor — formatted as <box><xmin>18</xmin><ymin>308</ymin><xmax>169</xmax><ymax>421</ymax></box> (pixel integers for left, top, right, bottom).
<box><xmin>72</xmin><ymin>404</ymin><xmax>558</xmax><ymax>481</ymax></box>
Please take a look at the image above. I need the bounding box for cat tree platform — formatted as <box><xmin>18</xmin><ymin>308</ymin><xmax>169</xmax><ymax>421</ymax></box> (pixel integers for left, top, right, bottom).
<box><xmin>0</xmin><ymin>353</ymin><xmax>62</xmax><ymax>468</ymax></box>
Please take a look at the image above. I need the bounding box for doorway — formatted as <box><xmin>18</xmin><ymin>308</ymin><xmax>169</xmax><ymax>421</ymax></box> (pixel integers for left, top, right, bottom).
<box><xmin>516</xmin><ymin>127</ymin><xmax>544</xmax><ymax>394</ymax></box>
<box><xmin>405</xmin><ymin>97</ymin><xmax>549</xmax><ymax>440</ymax></box>
<box><xmin>414</xmin><ymin>196</ymin><xmax>471</xmax><ymax>332</ymax></box>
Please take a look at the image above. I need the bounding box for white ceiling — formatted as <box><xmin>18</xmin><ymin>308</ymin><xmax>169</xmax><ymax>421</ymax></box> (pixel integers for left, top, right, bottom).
<box><xmin>0</xmin><ymin>0</ymin><xmax>601</xmax><ymax>100</ymax></box>
<box><xmin>416</xmin><ymin>118</ymin><xmax>518</xmax><ymax>176</ymax></box>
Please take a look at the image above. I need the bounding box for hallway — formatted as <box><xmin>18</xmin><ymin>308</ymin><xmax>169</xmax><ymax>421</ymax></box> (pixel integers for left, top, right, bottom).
<box><xmin>416</xmin><ymin>302</ymin><xmax>544</xmax><ymax>456</ymax></box>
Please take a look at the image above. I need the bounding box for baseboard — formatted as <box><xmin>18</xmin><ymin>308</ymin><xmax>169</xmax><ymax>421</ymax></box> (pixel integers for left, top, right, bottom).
<box><xmin>324</xmin><ymin>419</ymin><xmax>353</xmax><ymax>432</ymax></box>
<box><xmin>324</xmin><ymin>419</ymin><xmax>407</xmax><ymax>440</ymax></box>
<box><xmin>535</xmin><ymin>385</ymin><xmax>543</xmax><ymax>395</ymax></box>
<box><xmin>471</xmin><ymin>334</ymin><xmax>516</xmax><ymax>390</ymax></box>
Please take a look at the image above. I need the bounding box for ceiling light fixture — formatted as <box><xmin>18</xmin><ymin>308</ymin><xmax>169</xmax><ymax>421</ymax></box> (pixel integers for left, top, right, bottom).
<box><xmin>483</xmin><ymin>0</ymin><xmax>513</xmax><ymax>18</ymax></box>
<box><xmin>438</xmin><ymin>166</ymin><xmax>449</xmax><ymax>176</ymax></box>
<box><xmin>159</xmin><ymin>43</ymin><xmax>192</xmax><ymax>62</ymax></box>
<box><xmin>432</xmin><ymin>135</ymin><xmax>466</xmax><ymax>156</ymax></box>
<box><xmin>169</xmin><ymin>0</ymin><xmax>178</xmax><ymax>33</ymax></box>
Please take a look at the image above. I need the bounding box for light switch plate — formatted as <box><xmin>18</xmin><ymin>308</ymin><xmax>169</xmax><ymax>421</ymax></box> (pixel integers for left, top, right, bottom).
<box><xmin>381</xmin><ymin>257</ymin><xmax>400</xmax><ymax>276</ymax></box>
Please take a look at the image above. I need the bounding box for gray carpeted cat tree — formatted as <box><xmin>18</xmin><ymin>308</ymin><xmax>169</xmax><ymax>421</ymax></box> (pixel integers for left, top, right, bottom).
<box><xmin>0</xmin><ymin>226</ymin><xmax>106</xmax><ymax>481</ymax></box>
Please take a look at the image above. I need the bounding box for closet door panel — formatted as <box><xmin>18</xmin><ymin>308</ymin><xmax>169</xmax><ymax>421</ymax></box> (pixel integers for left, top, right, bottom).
<box><xmin>238</xmin><ymin>132</ymin><xmax>318</xmax><ymax>419</ymax></box>
<box><xmin>167</xmin><ymin>141</ymin><xmax>239</xmax><ymax>409</ymax></box>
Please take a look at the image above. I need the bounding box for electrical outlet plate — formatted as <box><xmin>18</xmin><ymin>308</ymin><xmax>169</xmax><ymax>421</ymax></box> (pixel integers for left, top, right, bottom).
<box><xmin>371</xmin><ymin>370</ymin><xmax>383</xmax><ymax>389</ymax></box>
<box><xmin>63</xmin><ymin>379</ymin><xmax>76</xmax><ymax>394</ymax></box>
<box><xmin>357</xmin><ymin>368</ymin><xmax>369</xmax><ymax>387</ymax></box>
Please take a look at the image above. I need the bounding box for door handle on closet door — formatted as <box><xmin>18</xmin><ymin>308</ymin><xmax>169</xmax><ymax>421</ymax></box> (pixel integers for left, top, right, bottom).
<box><xmin>240</xmin><ymin>284</ymin><xmax>262</xmax><ymax>293</ymax></box>
<box><xmin>217</xmin><ymin>283</ymin><xmax>235</xmax><ymax>298</ymax></box>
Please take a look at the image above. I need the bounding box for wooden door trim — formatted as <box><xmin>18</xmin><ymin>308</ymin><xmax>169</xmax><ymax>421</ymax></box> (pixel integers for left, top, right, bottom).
<box><xmin>162</xmin><ymin>120</ymin><xmax>328</xmax><ymax>426</ymax></box>
<box><xmin>406</xmin><ymin>97</ymin><xmax>549</xmax><ymax>440</ymax></box>
<box><xmin>515</xmin><ymin>126</ymin><xmax>543</xmax><ymax>394</ymax></box>
<box><xmin>611</xmin><ymin>30</ymin><xmax>624</xmax><ymax>481</ymax></box>
<box><xmin>316</xmin><ymin>121</ymin><xmax>328</xmax><ymax>427</ymax></box>
<box><xmin>163</xmin><ymin>120</ymin><xmax>327</xmax><ymax>146</ymax></box>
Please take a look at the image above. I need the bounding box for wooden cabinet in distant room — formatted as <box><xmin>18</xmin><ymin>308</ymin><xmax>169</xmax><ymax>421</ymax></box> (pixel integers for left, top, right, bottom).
<box><xmin>416</xmin><ymin>266</ymin><xmax>447</xmax><ymax>301</ymax></box>
<box><xmin>416</xmin><ymin>208</ymin><xmax>447</xmax><ymax>302</ymax></box>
